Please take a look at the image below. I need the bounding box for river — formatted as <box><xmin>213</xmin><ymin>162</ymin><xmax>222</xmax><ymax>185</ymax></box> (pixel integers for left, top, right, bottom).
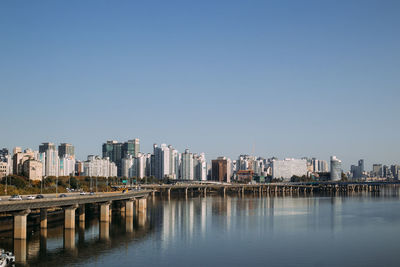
<box><xmin>2</xmin><ymin>187</ymin><xmax>400</xmax><ymax>266</ymax></box>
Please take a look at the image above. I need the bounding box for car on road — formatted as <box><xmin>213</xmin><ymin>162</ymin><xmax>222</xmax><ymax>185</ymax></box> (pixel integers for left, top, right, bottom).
<box><xmin>89</xmin><ymin>192</ymin><xmax>95</xmax><ymax>195</ymax></box>
<box><xmin>122</xmin><ymin>189</ymin><xmax>127</xmax><ymax>193</ymax></box>
<box><xmin>80</xmin><ymin>191</ymin><xmax>86</xmax><ymax>195</ymax></box>
<box><xmin>35</xmin><ymin>194</ymin><xmax>44</xmax><ymax>199</ymax></box>
<box><xmin>26</xmin><ymin>195</ymin><xmax>35</xmax><ymax>200</ymax></box>
<box><xmin>58</xmin><ymin>194</ymin><xmax>68</xmax><ymax>198</ymax></box>
<box><xmin>9</xmin><ymin>195</ymin><xmax>22</xmax><ymax>201</ymax></box>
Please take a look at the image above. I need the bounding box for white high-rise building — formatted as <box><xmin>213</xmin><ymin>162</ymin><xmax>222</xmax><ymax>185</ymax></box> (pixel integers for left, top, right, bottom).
<box><xmin>153</xmin><ymin>144</ymin><xmax>179</xmax><ymax>179</ymax></box>
<box><xmin>44</xmin><ymin>149</ymin><xmax>59</xmax><ymax>177</ymax></box>
<box><xmin>84</xmin><ymin>155</ymin><xmax>117</xmax><ymax>177</ymax></box>
<box><xmin>272</xmin><ymin>158</ymin><xmax>308</xmax><ymax>180</ymax></box>
<box><xmin>134</xmin><ymin>152</ymin><xmax>147</xmax><ymax>178</ymax></box>
<box><xmin>194</xmin><ymin>153</ymin><xmax>207</xmax><ymax>181</ymax></box>
<box><xmin>181</xmin><ymin>149</ymin><xmax>194</xmax><ymax>180</ymax></box>
<box><xmin>122</xmin><ymin>155</ymin><xmax>134</xmax><ymax>178</ymax></box>
<box><xmin>330</xmin><ymin>156</ymin><xmax>342</xmax><ymax>181</ymax></box>
<box><xmin>59</xmin><ymin>155</ymin><xmax>75</xmax><ymax>176</ymax></box>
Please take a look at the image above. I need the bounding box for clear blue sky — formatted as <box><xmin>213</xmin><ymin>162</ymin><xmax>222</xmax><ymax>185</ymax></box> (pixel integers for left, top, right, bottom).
<box><xmin>1</xmin><ymin>0</ymin><xmax>399</xmax><ymax>171</ymax></box>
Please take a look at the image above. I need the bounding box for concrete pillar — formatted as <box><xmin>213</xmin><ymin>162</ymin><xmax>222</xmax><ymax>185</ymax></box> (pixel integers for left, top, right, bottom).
<box><xmin>14</xmin><ymin>239</ymin><xmax>27</xmax><ymax>264</ymax></box>
<box><xmin>79</xmin><ymin>205</ymin><xmax>85</xmax><ymax>222</ymax></box>
<box><xmin>100</xmin><ymin>202</ymin><xmax>111</xmax><ymax>222</ymax></box>
<box><xmin>64</xmin><ymin>205</ymin><xmax>78</xmax><ymax>229</ymax></box>
<box><xmin>167</xmin><ymin>188</ymin><xmax>171</xmax><ymax>198</ymax></box>
<box><xmin>14</xmin><ymin>209</ymin><xmax>30</xmax><ymax>239</ymax></box>
<box><xmin>126</xmin><ymin>200</ymin><xmax>134</xmax><ymax>217</ymax></box>
<box><xmin>223</xmin><ymin>187</ymin><xmax>226</xmax><ymax>197</ymax></box>
<box><xmin>152</xmin><ymin>191</ymin><xmax>156</xmax><ymax>198</ymax></box>
<box><xmin>64</xmin><ymin>228</ymin><xmax>75</xmax><ymax>249</ymax></box>
<box><xmin>40</xmin><ymin>209</ymin><xmax>47</xmax><ymax>229</ymax></box>
<box><xmin>204</xmin><ymin>187</ymin><xmax>207</xmax><ymax>197</ymax></box>
<box><xmin>136</xmin><ymin>198</ymin><xmax>147</xmax><ymax>214</ymax></box>
<box><xmin>185</xmin><ymin>188</ymin><xmax>188</xmax><ymax>198</ymax></box>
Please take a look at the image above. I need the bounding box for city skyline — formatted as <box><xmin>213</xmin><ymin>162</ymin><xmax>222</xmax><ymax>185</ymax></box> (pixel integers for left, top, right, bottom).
<box><xmin>1</xmin><ymin>139</ymin><xmax>399</xmax><ymax>173</ymax></box>
<box><xmin>1</xmin><ymin>1</ymin><xmax>400</xmax><ymax>171</ymax></box>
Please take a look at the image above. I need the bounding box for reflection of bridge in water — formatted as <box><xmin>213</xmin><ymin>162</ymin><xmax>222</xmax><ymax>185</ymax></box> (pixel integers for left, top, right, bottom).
<box><xmin>15</xmin><ymin>213</ymin><xmax>152</xmax><ymax>266</ymax></box>
<box><xmin>0</xmin><ymin>190</ymin><xmax>152</xmax><ymax>264</ymax></box>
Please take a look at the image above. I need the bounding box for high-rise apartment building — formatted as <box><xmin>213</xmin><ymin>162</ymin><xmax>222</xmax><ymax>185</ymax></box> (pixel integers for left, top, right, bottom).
<box><xmin>181</xmin><ymin>149</ymin><xmax>194</xmax><ymax>180</ymax></box>
<box><xmin>152</xmin><ymin>144</ymin><xmax>178</xmax><ymax>179</ymax></box>
<box><xmin>330</xmin><ymin>156</ymin><xmax>342</xmax><ymax>181</ymax></box>
<box><xmin>271</xmin><ymin>158</ymin><xmax>308</xmax><ymax>180</ymax></box>
<box><xmin>83</xmin><ymin>155</ymin><xmax>117</xmax><ymax>177</ymax></box>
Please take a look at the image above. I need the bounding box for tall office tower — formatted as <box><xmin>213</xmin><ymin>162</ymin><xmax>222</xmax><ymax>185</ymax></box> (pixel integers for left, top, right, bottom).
<box><xmin>330</xmin><ymin>156</ymin><xmax>342</xmax><ymax>181</ymax></box>
<box><xmin>102</xmin><ymin>140</ymin><xmax>122</xmax><ymax>176</ymax></box>
<box><xmin>391</xmin><ymin>165</ymin><xmax>400</xmax><ymax>180</ymax></box>
<box><xmin>358</xmin><ymin>159</ymin><xmax>365</xmax><ymax>174</ymax></box>
<box><xmin>58</xmin><ymin>143</ymin><xmax>75</xmax><ymax>158</ymax></box>
<box><xmin>0</xmin><ymin>148</ymin><xmax>8</xmax><ymax>162</ymax></box>
<box><xmin>39</xmin><ymin>143</ymin><xmax>56</xmax><ymax>153</ymax></box>
<box><xmin>211</xmin><ymin>157</ymin><xmax>232</xmax><ymax>183</ymax></box>
<box><xmin>383</xmin><ymin>165</ymin><xmax>392</xmax><ymax>178</ymax></box>
<box><xmin>350</xmin><ymin>159</ymin><xmax>365</xmax><ymax>179</ymax></box>
<box><xmin>181</xmin><ymin>149</ymin><xmax>194</xmax><ymax>180</ymax></box>
<box><xmin>372</xmin><ymin>164</ymin><xmax>383</xmax><ymax>177</ymax></box>
<box><xmin>122</xmin><ymin>139</ymin><xmax>140</xmax><ymax>158</ymax></box>
<box><xmin>103</xmin><ymin>139</ymin><xmax>140</xmax><ymax>177</ymax></box>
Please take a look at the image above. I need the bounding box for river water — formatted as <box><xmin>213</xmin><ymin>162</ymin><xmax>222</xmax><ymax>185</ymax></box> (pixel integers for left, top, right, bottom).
<box><xmin>2</xmin><ymin>187</ymin><xmax>400</xmax><ymax>266</ymax></box>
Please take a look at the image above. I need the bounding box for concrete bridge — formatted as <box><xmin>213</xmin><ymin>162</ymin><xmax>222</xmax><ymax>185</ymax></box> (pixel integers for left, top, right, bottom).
<box><xmin>139</xmin><ymin>182</ymin><xmax>383</xmax><ymax>198</ymax></box>
<box><xmin>0</xmin><ymin>190</ymin><xmax>152</xmax><ymax>242</ymax></box>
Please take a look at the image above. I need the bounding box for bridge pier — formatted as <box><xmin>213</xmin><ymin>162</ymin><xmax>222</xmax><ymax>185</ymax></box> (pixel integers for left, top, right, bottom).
<box><xmin>64</xmin><ymin>205</ymin><xmax>78</xmax><ymax>229</ymax></box>
<box><xmin>100</xmin><ymin>202</ymin><xmax>111</xmax><ymax>222</ymax></box>
<box><xmin>126</xmin><ymin>199</ymin><xmax>134</xmax><ymax>217</ymax></box>
<box><xmin>14</xmin><ymin>209</ymin><xmax>30</xmax><ymax>239</ymax></box>
<box><xmin>204</xmin><ymin>187</ymin><xmax>207</xmax><ymax>197</ymax></box>
<box><xmin>40</xmin><ymin>208</ymin><xmax>47</xmax><ymax>229</ymax></box>
<box><xmin>185</xmin><ymin>188</ymin><xmax>188</xmax><ymax>198</ymax></box>
<box><xmin>167</xmin><ymin>188</ymin><xmax>171</xmax><ymax>199</ymax></box>
<box><xmin>79</xmin><ymin>205</ymin><xmax>85</xmax><ymax>222</ymax></box>
<box><xmin>136</xmin><ymin>198</ymin><xmax>147</xmax><ymax>215</ymax></box>
<box><xmin>223</xmin><ymin>187</ymin><xmax>226</xmax><ymax>197</ymax></box>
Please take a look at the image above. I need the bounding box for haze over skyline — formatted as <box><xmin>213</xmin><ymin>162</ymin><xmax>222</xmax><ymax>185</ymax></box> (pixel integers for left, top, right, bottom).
<box><xmin>1</xmin><ymin>0</ymin><xmax>399</xmax><ymax>170</ymax></box>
